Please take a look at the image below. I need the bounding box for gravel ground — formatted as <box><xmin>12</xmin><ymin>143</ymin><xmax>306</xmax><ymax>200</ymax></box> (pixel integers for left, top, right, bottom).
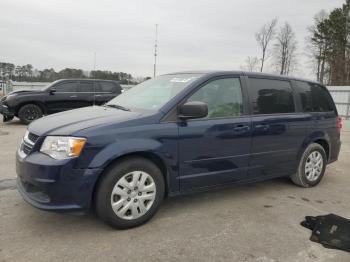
<box><xmin>0</xmin><ymin>119</ymin><xmax>350</xmax><ymax>262</ymax></box>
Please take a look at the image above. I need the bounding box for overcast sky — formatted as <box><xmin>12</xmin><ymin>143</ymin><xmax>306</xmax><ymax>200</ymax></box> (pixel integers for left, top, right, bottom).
<box><xmin>0</xmin><ymin>0</ymin><xmax>345</xmax><ymax>78</ymax></box>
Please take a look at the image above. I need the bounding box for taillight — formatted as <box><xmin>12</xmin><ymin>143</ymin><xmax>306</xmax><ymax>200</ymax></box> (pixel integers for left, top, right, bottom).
<box><xmin>338</xmin><ymin>116</ymin><xmax>342</xmax><ymax>133</ymax></box>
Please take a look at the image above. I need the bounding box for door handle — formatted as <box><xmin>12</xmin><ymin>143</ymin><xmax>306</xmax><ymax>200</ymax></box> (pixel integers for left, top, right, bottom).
<box><xmin>70</xmin><ymin>95</ymin><xmax>77</xmax><ymax>98</ymax></box>
<box><xmin>94</xmin><ymin>94</ymin><xmax>102</xmax><ymax>97</ymax></box>
<box><xmin>254</xmin><ymin>123</ymin><xmax>269</xmax><ymax>129</ymax></box>
<box><xmin>233</xmin><ymin>125</ymin><xmax>250</xmax><ymax>132</ymax></box>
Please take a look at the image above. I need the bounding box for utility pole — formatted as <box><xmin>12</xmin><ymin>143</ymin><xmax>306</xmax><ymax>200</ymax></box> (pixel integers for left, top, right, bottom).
<box><xmin>93</xmin><ymin>52</ymin><xmax>96</xmax><ymax>106</ymax></box>
<box><xmin>93</xmin><ymin>52</ymin><xmax>96</xmax><ymax>72</ymax></box>
<box><xmin>153</xmin><ymin>24</ymin><xmax>158</xmax><ymax>78</ymax></box>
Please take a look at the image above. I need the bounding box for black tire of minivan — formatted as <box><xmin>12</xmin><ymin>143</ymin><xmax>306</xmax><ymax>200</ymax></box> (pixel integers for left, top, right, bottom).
<box><xmin>95</xmin><ymin>157</ymin><xmax>165</xmax><ymax>229</ymax></box>
<box><xmin>290</xmin><ymin>143</ymin><xmax>327</xmax><ymax>188</ymax></box>
<box><xmin>18</xmin><ymin>104</ymin><xmax>43</xmax><ymax>125</ymax></box>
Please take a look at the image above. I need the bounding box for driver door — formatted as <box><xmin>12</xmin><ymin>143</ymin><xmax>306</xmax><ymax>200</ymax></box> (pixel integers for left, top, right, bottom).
<box><xmin>178</xmin><ymin>77</ymin><xmax>252</xmax><ymax>191</ymax></box>
<box><xmin>45</xmin><ymin>81</ymin><xmax>81</xmax><ymax>113</ymax></box>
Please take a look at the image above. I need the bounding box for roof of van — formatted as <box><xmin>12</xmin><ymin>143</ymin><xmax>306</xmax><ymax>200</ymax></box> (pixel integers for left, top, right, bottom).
<box><xmin>166</xmin><ymin>71</ymin><xmax>320</xmax><ymax>85</ymax></box>
<box><xmin>55</xmin><ymin>79</ymin><xmax>120</xmax><ymax>83</ymax></box>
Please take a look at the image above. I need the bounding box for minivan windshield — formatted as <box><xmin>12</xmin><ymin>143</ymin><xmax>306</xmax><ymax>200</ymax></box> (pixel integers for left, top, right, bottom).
<box><xmin>106</xmin><ymin>74</ymin><xmax>202</xmax><ymax>111</ymax></box>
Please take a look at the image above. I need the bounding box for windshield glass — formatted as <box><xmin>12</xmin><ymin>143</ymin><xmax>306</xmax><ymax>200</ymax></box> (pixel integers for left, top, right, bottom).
<box><xmin>107</xmin><ymin>74</ymin><xmax>202</xmax><ymax>111</ymax></box>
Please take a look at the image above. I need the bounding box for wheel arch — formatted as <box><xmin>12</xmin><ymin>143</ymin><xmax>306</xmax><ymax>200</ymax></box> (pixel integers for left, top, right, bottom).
<box><xmin>313</xmin><ymin>139</ymin><xmax>330</xmax><ymax>160</ymax></box>
<box><xmin>15</xmin><ymin>101</ymin><xmax>47</xmax><ymax>116</ymax></box>
<box><xmin>91</xmin><ymin>151</ymin><xmax>170</xmax><ymax>210</ymax></box>
<box><xmin>298</xmin><ymin>132</ymin><xmax>331</xmax><ymax>162</ymax></box>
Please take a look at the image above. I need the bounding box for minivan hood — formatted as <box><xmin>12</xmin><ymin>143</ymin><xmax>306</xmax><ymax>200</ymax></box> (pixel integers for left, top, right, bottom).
<box><xmin>28</xmin><ymin>106</ymin><xmax>144</xmax><ymax>136</ymax></box>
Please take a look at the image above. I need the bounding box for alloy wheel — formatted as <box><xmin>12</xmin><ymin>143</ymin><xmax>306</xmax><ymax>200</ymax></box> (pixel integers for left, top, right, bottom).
<box><xmin>305</xmin><ymin>151</ymin><xmax>324</xmax><ymax>182</ymax></box>
<box><xmin>24</xmin><ymin>107</ymin><xmax>39</xmax><ymax>121</ymax></box>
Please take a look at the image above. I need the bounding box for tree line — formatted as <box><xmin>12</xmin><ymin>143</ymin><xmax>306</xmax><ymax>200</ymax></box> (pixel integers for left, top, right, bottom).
<box><xmin>0</xmin><ymin>63</ymin><xmax>149</xmax><ymax>84</ymax></box>
<box><xmin>241</xmin><ymin>0</ymin><xmax>350</xmax><ymax>86</ymax></box>
<box><xmin>307</xmin><ymin>0</ymin><xmax>350</xmax><ymax>85</ymax></box>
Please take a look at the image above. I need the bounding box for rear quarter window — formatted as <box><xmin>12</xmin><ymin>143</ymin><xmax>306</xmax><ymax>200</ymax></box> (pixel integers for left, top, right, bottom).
<box><xmin>295</xmin><ymin>81</ymin><xmax>335</xmax><ymax>112</ymax></box>
<box><xmin>78</xmin><ymin>81</ymin><xmax>95</xmax><ymax>92</ymax></box>
<box><xmin>100</xmin><ymin>82</ymin><xmax>120</xmax><ymax>93</ymax></box>
<box><xmin>248</xmin><ymin>78</ymin><xmax>295</xmax><ymax>114</ymax></box>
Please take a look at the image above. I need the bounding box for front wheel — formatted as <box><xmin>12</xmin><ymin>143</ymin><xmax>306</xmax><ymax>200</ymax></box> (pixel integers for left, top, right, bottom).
<box><xmin>95</xmin><ymin>157</ymin><xmax>165</xmax><ymax>229</ymax></box>
<box><xmin>290</xmin><ymin>143</ymin><xmax>327</xmax><ymax>187</ymax></box>
<box><xmin>18</xmin><ymin>104</ymin><xmax>43</xmax><ymax>124</ymax></box>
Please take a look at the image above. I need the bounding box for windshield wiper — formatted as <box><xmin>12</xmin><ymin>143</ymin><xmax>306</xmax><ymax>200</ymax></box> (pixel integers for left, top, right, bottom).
<box><xmin>104</xmin><ymin>104</ymin><xmax>131</xmax><ymax>111</ymax></box>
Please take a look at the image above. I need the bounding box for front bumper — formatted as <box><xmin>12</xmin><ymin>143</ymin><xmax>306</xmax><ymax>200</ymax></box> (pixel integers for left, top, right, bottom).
<box><xmin>16</xmin><ymin>150</ymin><xmax>103</xmax><ymax>212</ymax></box>
<box><xmin>0</xmin><ymin>100</ymin><xmax>15</xmax><ymax>119</ymax></box>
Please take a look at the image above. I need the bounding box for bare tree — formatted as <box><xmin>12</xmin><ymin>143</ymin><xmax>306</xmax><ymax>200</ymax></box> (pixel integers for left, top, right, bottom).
<box><xmin>255</xmin><ymin>18</ymin><xmax>278</xmax><ymax>72</ymax></box>
<box><xmin>240</xmin><ymin>56</ymin><xmax>260</xmax><ymax>72</ymax></box>
<box><xmin>274</xmin><ymin>22</ymin><xmax>298</xmax><ymax>75</ymax></box>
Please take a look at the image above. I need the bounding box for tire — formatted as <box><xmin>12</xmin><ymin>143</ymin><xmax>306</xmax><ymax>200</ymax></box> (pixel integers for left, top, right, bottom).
<box><xmin>290</xmin><ymin>143</ymin><xmax>327</xmax><ymax>188</ymax></box>
<box><xmin>18</xmin><ymin>104</ymin><xmax>43</xmax><ymax>124</ymax></box>
<box><xmin>95</xmin><ymin>157</ymin><xmax>165</xmax><ymax>229</ymax></box>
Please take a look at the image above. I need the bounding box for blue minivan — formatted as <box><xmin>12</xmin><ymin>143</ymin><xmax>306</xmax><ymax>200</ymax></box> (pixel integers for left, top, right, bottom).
<box><xmin>16</xmin><ymin>71</ymin><xmax>342</xmax><ymax>229</ymax></box>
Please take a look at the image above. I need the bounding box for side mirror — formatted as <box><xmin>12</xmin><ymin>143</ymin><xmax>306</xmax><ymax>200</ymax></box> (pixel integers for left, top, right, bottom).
<box><xmin>49</xmin><ymin>87</ymin><xmax>56</xmax><ymax>95</ymax></box>
<box><xmin>178</xmin><ymin>101</ymin><xmax>208</xmax><ymax>120</ymax></box>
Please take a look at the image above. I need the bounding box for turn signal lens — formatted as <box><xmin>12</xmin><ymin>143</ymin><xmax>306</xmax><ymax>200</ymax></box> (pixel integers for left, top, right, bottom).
<box><xmin>69</xmin><ymin>138</ymin><xmax>87</xmax><ymax>157</ymax></box>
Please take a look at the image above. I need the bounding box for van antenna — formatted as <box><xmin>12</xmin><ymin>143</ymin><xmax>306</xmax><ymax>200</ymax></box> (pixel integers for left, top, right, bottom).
<box><xmin>153</xmin><ymin>24</ymin><xmax>158</xmax><ymax>78</ymax></box>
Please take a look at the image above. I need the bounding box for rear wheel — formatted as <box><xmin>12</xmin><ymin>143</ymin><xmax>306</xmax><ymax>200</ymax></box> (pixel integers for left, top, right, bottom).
<box><xmin>290</xmin><ymin>143</ymin><xmax>327</xmax><ymax>187</ymax></box>
<box><xmin>18</xmin><ymin>104</ymin><xmax>43</xmax><ymax>124</ymax></box>
<box><xmin>95</xmin><ymin>157</ymin><xmax>165</xmax><ymax>229</ymax></box>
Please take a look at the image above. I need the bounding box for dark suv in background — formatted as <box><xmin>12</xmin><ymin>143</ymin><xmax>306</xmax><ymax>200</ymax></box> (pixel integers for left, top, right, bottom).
<box><xmin>0</xmin><ymin>79</ymin><xmax>122</xmax><ymax>124</ymax></box>
<box><xmin>16</xmin><ymin>71</ymin><xmax>341</xmax><ymax>229</ymax></box>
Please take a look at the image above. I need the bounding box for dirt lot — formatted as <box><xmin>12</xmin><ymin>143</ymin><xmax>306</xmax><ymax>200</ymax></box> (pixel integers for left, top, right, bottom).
<box><xmin>0</xmin><ymin>119</ymin><xmax>350</xmax><ymax>262</ymax></box>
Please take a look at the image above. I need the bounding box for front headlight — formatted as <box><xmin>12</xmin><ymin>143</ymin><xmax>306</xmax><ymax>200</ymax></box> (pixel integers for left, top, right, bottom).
<box><xmin>40</xmin><ymin>136</ymin><xmax>86</xmax><ymax>160</ymax></box>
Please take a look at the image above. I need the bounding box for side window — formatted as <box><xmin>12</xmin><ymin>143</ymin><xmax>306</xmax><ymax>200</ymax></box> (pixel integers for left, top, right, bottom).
<box><xmin>311</xmin><ymin>83</ymin><xmax>334</xmax><ymax>112</ymax></box>
<box><xmin>248</xmin><ymin>78</ymin><xmax>295</xmax><ymax>114</ymax></box>
<box><xmin>295</xmin><ymin>81</ymin><xmax>313</xmax><ymax>112</ymax></box>
<box><xmin>55</xmin><ymin>82</ymin><xmax>78</xmax><ymax>93</ymax></box>
<box><xmin>100</xmin><ymin>82</ymin><xmax>118</xmax><ymax>93</ymax></box>
<box><xmin>295</xmin><ymin>81</ymin><xmax>334</xmax><ymax>112</ymax></box>
<box><xmin>78</xmin><ymin>81</ymin><xmax>95</xmax><ymax>92</ymax></box>
<box><xmin>187</xmin><ymin>78</ymin><xmax>243</xmax><ymax>118</ymax></box>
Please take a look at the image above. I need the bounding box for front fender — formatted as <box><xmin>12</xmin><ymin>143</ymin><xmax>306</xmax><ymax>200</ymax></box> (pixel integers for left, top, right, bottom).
<box><xmin>75</xmin><ymin>122</ymin><xmax>180</xmax><ymax>194</ymax></box>
<box><xmin>88</xmin><ymin>138</ymin><xmax>165</xmax><ymax>168</ymax></box>
<box><xmin>84</xmin><ymin>137</ymin><xmax>179</xmax><ymax>194</ymax></box>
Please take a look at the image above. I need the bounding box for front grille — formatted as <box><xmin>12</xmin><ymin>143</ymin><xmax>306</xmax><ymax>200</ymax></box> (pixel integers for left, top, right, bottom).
<box><xmin>28</xmin><ymin>132</ymin><xmax>39</xmax><ymax>143</ymax></box>
<box><xmin>19</xmin><ymin>131</ymin><xmax>39</xmax><ymax>157</ymax></box>
<box><xmin>22</xmin><ymin>141</ymin><xmax>33</xmax><ymax>155</ymax></box>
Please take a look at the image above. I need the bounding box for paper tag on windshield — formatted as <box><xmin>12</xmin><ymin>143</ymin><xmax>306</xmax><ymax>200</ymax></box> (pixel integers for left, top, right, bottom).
<box><xmin>170</xmin><ymin>77</ymin><xmax>197</xmax><ymax>83</ymax></box>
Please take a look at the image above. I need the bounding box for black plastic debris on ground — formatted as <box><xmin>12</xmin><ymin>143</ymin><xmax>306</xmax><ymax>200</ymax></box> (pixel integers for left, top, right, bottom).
<box><xmin>301</xmin><ymin>214</ymin><xmax>350</xmax><ymax>253</ymax></box>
